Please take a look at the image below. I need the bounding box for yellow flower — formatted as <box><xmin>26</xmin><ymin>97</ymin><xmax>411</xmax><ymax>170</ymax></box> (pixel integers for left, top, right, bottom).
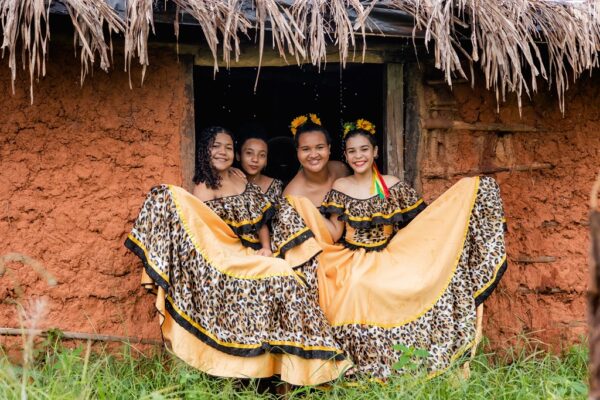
<box><xmin>309</xmin><ymin>113</ymin><xmax>321</xmax><ymax>126</ymax></box>
<box><xmin>356</xmin><ymin>118</ymin><xmax>376</xmax><ymax>135</ymax></box>
<box><xmin>290</xmin><ymin>115</ymin><xmax>308</xmax><ymax>136</ymax></box>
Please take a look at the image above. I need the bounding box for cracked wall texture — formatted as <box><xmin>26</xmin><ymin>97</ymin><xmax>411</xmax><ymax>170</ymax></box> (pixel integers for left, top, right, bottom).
<box><xmin>0</xmin><ymin>46</ymin><xmax>186</xmax><ymax>342</ymax></box>
<box><xmin>418</xmin><ymin>71</ymin><xmax>599</xmax><ymax>350</ymax></box>
<box><xmin>0</xmin><ymin>44</ymin><xmax>597</xmax><ymax>352</ymax></box>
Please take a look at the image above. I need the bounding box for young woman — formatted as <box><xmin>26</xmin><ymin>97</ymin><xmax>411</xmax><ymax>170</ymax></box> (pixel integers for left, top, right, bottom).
<box><xmin>236</xmin><ymin>130</ymin><xmax>283</xmax><ymax>202</ymax></box>
<box><xmin>283</xmin><ymin>114</ymin><xmax>350</xmax><ymax>207</ymax></box>
<box><xmin>236</xmin><ymin>128</ymin><xmax>322</xmax><ymax>272</ymax></box>
<box><xmin>125</xmin><ymin>126</ymin><xmax>349</xmax><ymax>385</ymax></box>
<box><xmin>288</xmin><ymin>119</ymin><xmax>507</xmax><ymax>378</ymax></box>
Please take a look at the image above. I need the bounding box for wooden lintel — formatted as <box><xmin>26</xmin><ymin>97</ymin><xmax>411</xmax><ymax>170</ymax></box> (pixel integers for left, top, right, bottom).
<box><xmin>193</xmin><ymin>47</ymin><xmax>386</xmax><ymax>67</ymax></box>
<box><xmin>422</xmin><ymin>119</ymin><xmax>542</xmax><ymax>132</ymax></box>
<box><xmin>425</xmin><ymin>78</ymin><xmax>469</xmax><ymax>86</ymax></box>
<box><xmin>428</xmin><ymin>106</ymin><xmax>458</xmax><ymax>111</ymax></box>
<box><xmin>514</xmin><ymin>256</ymin><xmax>557</xmax><ymax>264</ymax></box>
<box><xmin>423</xmin><ymin>162</ymin><xmax>554</xmax><ymax>179</ymax></box>
<box><xmin>0</xmin><ymin>327</ymin><xmax>162</xmax><ymax>345</ymax></box>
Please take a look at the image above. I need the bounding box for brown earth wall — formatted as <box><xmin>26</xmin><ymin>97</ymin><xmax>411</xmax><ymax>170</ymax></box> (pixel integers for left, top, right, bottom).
<box><xmin>418</xmin><ymin>70</ymin><xmax>600</xmax><ymax>350</ymax></box>
<box><xmin>0</xmin><ymin>44</ymin><xmax>189</xmax><ymax>343</ymax></box>
<box><xmin>0</xmin><ymin>43</ymin><xmax>597</xmax><ymax>352</ymax></box>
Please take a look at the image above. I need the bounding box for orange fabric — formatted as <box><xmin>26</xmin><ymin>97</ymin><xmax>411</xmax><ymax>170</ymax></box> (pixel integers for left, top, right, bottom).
<box><xmin>169</xmin><ymin>186</ymin><xmax>299</xmax><ymax>280</ymax></box>
<box><xmin>154</xmin><ymin>287</ymin><xmax>349</xmax><ymax>386</ymax></box>
<box><xmin>142</xmin><ymin>187</ymin><xmax>351</xmax><ymax>385</ymax></box>
<box><xmin>288</xmin><ymin>177</ymin><xmax>480</xmax><ymax>327</ymax></box>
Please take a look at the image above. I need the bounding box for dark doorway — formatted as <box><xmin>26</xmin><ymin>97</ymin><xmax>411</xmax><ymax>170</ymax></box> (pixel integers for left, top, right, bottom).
<box><xmin>194</xmin><ymin>64</ymin><xmax>385</xmax><ymax>183</ymax></box>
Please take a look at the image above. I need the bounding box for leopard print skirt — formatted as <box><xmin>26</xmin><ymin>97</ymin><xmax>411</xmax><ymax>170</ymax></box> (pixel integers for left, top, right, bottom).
<box><xmin>330</xmin><ymin>177</ymin><xmax>507</xmax><ymax>378</ymax></box>
<box><xmin>125</xmin><ymin>185</ymin><xmax>347</xmax><ymax>381</ymax></box>
<box><xmin>289</xmin><ymin>177</ymin><xmax>506</xmax><ymax>379</ymax></box>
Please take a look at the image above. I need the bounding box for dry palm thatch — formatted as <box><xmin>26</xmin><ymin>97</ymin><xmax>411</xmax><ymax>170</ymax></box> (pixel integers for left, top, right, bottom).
<box><xmin>124</xmin><ymin>0</ymin><xmax>153</xmax><ymax>87</ymax></box>
<box><xmin>61</xmin><ymin>0</ymin><xmax>125</xmax><ymax>84</ymax></box>
<box><xmin>1</xmin><ymin>0</ymin><xmax>123</xmax><ymax>102</ymax></box>
<box><xmin>389</xmin><ymin>0</ymin><xmax>600</xmax><ymax>112</ymax></box>
<box><xmin>1</xmin><ymin>0</ymin><xmax>600</xmax><ymax>110</ymax></box>
<box><xmin>1</xmin><ymin>0</ymin><xmax>51</xmax><ymax>102</ymax></box>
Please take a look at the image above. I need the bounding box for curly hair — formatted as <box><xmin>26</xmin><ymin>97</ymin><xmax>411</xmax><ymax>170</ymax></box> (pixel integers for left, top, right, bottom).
<box><xmin>294</xmin><ymin>123</ymin><xmax>332</xmax><ymax>148</ymax></box>
<box><xmin>193</xmin><ymin>126</ymin><xmax>235</xmax><ymax>189</ymax></box>
<box><xmin>342</xmin><ymin>128</ymin><xmax>377</xmax><ymax>153</ymax></box>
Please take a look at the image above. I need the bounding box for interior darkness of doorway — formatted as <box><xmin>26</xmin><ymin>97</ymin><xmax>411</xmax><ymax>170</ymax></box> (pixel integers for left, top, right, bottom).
<box><xmin>194</xmin><ymin>64</ymin><xmax>384</xmax><ymax>184</ymax></box>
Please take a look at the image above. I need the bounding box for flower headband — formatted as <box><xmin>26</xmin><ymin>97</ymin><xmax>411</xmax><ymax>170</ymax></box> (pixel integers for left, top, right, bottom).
<box><xmin>289</xmin><ymin>113</ymin><xmax>322</xmax><ymax>136</ymax></box>
<box><xmin>342</xmin><ymin>118</ymin><xmax>376</xmax><ymax>138</ymax></box>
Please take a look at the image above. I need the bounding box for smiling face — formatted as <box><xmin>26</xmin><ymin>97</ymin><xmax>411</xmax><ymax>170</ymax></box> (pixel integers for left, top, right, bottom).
<box><xmin>344</xmin><ymin>134</ymin><xmax>378</xmax><ymax>174</ymax></box>
<box><xmin>210</xmin><ymin>132</ymin><xmax>235</xmax><ymax>172</ymax></box>
<box><xmin>238</xmin><ymin>138</ymin><xmax>268</xmax><ymax>177</ymax></box>
<box><xmin>296</xmin><ymin>130</ymin><xmax>331</xmax><ymax>173</ymax></box>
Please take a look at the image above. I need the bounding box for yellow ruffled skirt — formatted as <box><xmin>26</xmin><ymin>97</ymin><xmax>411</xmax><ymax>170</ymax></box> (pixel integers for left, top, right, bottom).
<box><xmin>126</xmin><ymin>185</ymin><xmax>349</xmax><ymax>385</ymax></box>
<box><xmin>288</xmin><ymin>176</ymin><xmax>507</xmax><ymax>377</ymax></box>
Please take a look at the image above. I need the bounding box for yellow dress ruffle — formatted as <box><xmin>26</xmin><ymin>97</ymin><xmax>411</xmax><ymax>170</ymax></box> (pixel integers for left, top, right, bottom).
<box><xmin>287</xmin><ymin>176</ymin><xmax>507</xmax><ymax>377</ymax></box>
<box><xmin>127</xmin><ymin>185</ymin><xmax>350</xmax><ymax>385</ymax></box>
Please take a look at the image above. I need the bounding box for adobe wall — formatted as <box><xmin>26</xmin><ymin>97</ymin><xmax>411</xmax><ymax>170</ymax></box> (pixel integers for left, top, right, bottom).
<box><xmin>417</xmin><ymin>69</ymin><xmax>599</xmax><ymax>350</ymax></box>
<box><xmin>0</xmin><ymin>43</ymin><xmax>191</xmax><ymax>342</ymax></box>
<box><xmin>0</xmin><ymin>43</ymin><xmax>596</xmax><ymax>352</ymax></box>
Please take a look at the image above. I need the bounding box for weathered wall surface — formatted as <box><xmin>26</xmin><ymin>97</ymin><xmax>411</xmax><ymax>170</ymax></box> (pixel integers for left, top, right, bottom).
<box><xmin>417</xmin><ymin>69</ymin><xmax>599</xmax><ymax>350</ymax></box>
<box><xmin>0</xmin><ymin>43</ymin><xmax>596</xmax><ymax>352</ymax></box>
<box><xmin>0</xmin><ymin>44</ymin><xmax>190</xmax><ymax>342</ymax></box>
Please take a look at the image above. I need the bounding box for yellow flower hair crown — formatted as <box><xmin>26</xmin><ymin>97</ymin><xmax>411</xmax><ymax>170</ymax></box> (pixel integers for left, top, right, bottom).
<box><xmin>289</xmin><ymin>113</ymin><xmax>322</xmax><ymax>136</ymax></box>
<box><xmin>342</xmin><ymin>118</ymin><xmax>376</xmax><ymax>138</ymax></box>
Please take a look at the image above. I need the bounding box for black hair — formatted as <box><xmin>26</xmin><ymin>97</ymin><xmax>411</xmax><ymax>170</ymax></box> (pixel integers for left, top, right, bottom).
<box><xmin>193</xmin><ymin>126</ymin><xmax>235</xmax><ymax>189</ymax></box>
<box><xmin>342</xmin><ymin>128</ymin><xmax>377</xmax><ymax>152</ymax></box>
<box><xmin>237</xmin><ymin>122</ymin><xmax>269</xmax><ymax>149</ymax></box>
<box><xmin>293</xmin><ymin>122</ymin><xmax>332</xmax><ymax>148</ymax></box>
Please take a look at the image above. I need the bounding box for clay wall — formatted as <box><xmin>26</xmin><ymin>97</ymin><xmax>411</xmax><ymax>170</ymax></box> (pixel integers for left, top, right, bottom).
<box><xmin>0</xmin><ymin>42</ymin><xmax>597</xmax><ymax>351</ymax></box>
<box><xmin>417</xmin><ymin>69</ymin><xmax>599</xmax><ymax>350</ymax></box>
<box><xmin>0</xmin><ymin>44</ymin><xmax>191</xmax><ymax>343</ymax></box>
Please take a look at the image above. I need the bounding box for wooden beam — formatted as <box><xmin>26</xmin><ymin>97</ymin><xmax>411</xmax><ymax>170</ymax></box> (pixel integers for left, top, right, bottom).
<box><xmin>403</xmin><ymin>63</ymin><xmax>424</xmax><ymax>190</ymax></box>
<box><xmin>425</xmin><ymin>78</ymin><xmax>469</xmax><ymax>86</ymax></box>
<box><xmin>385</xmin><ymin>63</ymin><xmax>404</xmax><ymax>179</ymax></box>
<box><xmin>514</xmin><ymin>256</ymin><xmax>557</xmax><ymax>264</ymax></box>
<box><xmin>193</xmin><ymin>46</ymin><xmax>386</xmax><ymax>67</ymax></box>
<box><xmin>422</xmin><ymin>119</ymin><xmax>542</xmax><ymax>132</ymax></box>
<box><xmin>517</xmin><ymin>287</ymin><xmax>574</xmax><ymax>295</ymax></box>
<box><xmin>0</xmin><ymin>327</ymin><xmax>162</xmax><ymax>345</ymax></box>
<box><xmin>423</xmin><ymin>162</ymin><xmax>554</xmax><ymax>179</ymax></box>
<box><xmin>180</xmin><ymin>56</ymin><xmax>196</xmax><ymax>192</ymax></box>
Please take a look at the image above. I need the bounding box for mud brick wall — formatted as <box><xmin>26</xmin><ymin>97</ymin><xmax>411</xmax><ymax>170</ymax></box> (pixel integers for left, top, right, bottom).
<box><xmin>417</xmin><ymin>70</ymin><xmax>599</xmax><ymax>350</ymax></box>
<box><xmin>0</xmin><ymin>43</ymin><xmax>596</xmax><ymax>350</ymax></box>
<box><xmin>0</xmin><ymin>44</ymin><xmax>192</xmax><ymax>342</ymax></box>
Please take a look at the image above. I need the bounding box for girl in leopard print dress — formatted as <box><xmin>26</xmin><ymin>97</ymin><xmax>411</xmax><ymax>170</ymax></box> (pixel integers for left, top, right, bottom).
<box><xmin>125</xmin><ymin>126</ymin><xmax>349</xmax><ymax>386</ymax></box>
<box><xmin>236</xmin><ymin>129</ymin><xmax>323</xmax><ymax>299</ymax></box>
<box><xmin>287</xmin><ymin>120</ymin><xmax>507</xmax><ymax>379</ymax></box>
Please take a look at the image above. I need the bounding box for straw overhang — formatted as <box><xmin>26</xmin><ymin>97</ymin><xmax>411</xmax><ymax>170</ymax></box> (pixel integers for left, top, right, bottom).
<box><xmin>1</xmin><ymin>0</ymin><xmax>599</xmax><ymax>110</ymax></box>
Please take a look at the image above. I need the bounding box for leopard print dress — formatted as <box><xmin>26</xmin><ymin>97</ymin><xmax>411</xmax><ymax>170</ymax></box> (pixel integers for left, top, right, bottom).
<box><xmin>318</xmin><ymin>176</ymin><xmax>507</xmax><ymax>378</ymax></box>
<box><xmin>262</xmin><ymin>178</ymin><xmax>321</xmax><ymax>302</ymax></box>
<box><xmin>125</xmin><ymin>184</ymin><xmax>348</xmax><ymax>383</ymax></box>
<box><xmin>264</xmin><ymin>178</ymin><xmax>284</xmax><ymax>203</ymax></box>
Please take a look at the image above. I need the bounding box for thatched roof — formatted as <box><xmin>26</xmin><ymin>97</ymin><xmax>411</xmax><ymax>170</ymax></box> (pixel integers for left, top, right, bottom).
<box><xmin>2</xmin><ymin>1</ymin><xmax>599</xmax><ymax>110</ymax></box>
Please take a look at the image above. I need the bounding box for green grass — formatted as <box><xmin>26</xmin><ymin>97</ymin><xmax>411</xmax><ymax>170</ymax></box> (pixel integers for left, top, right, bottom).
<box><xmin>0</xmin><ymin>339</ymin><xmax>588</xmax><ymax>399</ymax></box>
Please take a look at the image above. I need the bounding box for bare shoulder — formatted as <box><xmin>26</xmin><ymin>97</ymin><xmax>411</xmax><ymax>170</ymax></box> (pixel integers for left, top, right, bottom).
<box><xmin>283</xmin><ymin>174</ymin><xmax>302</xmax><ymax>196</ymax></box>
<box><xmin>331</xmin><ymin>176</ymin><xmax>352</xmax><ymax>191</ymax></box>
<box><xmin>329</xmin><ymin>161</ymin><xmax>351</xmax><ymax>179</ymax></box>
<box><xmin>192</xmin><ymin>182</ymin><xmax>212</xmax><ymax>201</ymax></box>
<box><xmin>230</xmin><ymin>172</ymin><xmax>248</xmax><ymax>191</ymax></box>
<box><xmin>383</xmin><ymin>174</ymin><xmax>401</xmax><ymax>187</ymax></box>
